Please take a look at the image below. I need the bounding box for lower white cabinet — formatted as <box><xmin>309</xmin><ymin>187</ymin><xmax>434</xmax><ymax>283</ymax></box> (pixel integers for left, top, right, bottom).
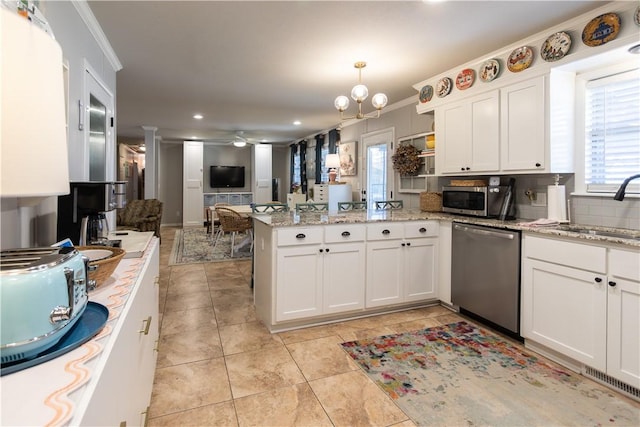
<box><xmin>607</xmin><ymin>248</ymin><xmax>640</xmax><ymax>387</ymax></box>
<box><xmin>522</xmin><ymin>234</ymin><xmax>640</xmax><ymax>388</ymax></box>
<box><xmin>75</xmin><ymin>242</ymin><xmax>160</xmax><ymax>426</ymax></box>
<box><xmin>255</xmin><ymin>220</ymin><xmax>438</xmax><ymax>330</ymax></box>
<box><xmin>275</xmin><ymin>225</ymin><xmax>365</xmax><ymax>321</ymax></box>
<box><xmin>366</xmin><ymin>221</ymin><xmax>438</xmax><ymax>308</ymax></box>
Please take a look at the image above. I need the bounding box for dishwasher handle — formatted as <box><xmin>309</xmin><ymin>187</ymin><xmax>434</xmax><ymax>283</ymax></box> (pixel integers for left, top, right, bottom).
<box><xmin>453</xmin><ymin>223</ymin><xmax>515</xmax><ymax>240</ymax></box>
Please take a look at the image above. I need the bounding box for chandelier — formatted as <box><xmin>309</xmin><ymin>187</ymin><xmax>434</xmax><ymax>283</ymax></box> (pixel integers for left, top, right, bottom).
<box><xmin>334</xmin><ymin>61</ymin><xmax>388</xmax><ymax>120</ymax></box>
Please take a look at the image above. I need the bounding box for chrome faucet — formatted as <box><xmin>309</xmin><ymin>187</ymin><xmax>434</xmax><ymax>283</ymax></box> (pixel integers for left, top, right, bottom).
<box><xmin>613</xmin><ymin>174</ymin><xmax>640</xmax><ymax>201</ymax></box>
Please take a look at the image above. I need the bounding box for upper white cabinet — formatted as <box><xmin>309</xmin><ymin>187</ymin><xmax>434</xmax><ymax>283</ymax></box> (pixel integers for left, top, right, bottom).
<box><xmin>500</xmin><ymin>72</ymin><xmax>574</xmax><ymax>173</ymax></box>
<box><xmin>436</xmin><ymin>90</ymin><xmax>500</xmax><ymax>175</ymax></box>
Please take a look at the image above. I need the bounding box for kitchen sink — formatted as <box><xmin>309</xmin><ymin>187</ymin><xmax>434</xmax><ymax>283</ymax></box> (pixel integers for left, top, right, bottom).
<box><xmin>556</xmin><ymin>225</ymin><xmax>640</xmax><ymax>241</ymax></box>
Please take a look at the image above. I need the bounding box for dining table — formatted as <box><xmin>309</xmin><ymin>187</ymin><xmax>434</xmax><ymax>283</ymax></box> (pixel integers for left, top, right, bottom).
<box><xmin>208</xmin><ymin>204</ymin><xmax>253</xmax><ymax>216</ymax></box>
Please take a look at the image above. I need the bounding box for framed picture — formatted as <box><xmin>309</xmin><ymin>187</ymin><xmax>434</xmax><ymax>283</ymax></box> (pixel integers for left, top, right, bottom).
<box><xmin>339</xmin><ymin>141</ymin><xmax>357</xmax><ymax>176</ymax></box>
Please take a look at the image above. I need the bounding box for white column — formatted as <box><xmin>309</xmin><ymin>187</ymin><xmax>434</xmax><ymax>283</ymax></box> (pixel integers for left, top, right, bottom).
<box><xmin>142</xmin><ymin>126</ymin><xmax>157</xmax><ymax>199</ymax></box>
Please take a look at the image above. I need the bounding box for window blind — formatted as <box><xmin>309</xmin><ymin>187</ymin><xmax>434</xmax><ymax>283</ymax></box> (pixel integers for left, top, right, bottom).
<box><xmin>585</xmin><ymin>68</ymin><xmax>640</xmax><ymax>193</ymax></box>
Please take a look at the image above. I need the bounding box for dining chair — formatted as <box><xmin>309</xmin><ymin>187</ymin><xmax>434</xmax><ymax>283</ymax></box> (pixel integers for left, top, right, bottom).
<box><xmin>375</xmin><ymin>200</ymin><xmax>404</xmax><ymax>210</ymax></box>
<box><xmin>295</xmin><ymin>202</ymin><xmax>329</xmax><ymax>213</ymax></box>
<box><xmin>214</xmin><ymin>206</ymin><xmax>253</xmax><ymax>256</ymax></box>
<box><xmin>337</xmin><ymin>201</ymin><xmax>367</xmax><ymax>211</ymax></box>
<box><xmin>209</xmin><ymin>202</ymin><xmax>231</xmax><ymax>238</ymax></box>
<box><xmin>252</xmin><ymin>203</ymin><xmax>289</xmax><ymax>213</ymax></box>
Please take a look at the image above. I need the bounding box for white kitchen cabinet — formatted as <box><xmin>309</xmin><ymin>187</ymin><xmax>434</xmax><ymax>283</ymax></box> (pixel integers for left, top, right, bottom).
<box><xmin>437</xmin><ymin>90</ymin><xmax>500</xmax><ymax>175</ymax></box>
<box><xmin>275</xmin><ymin>225</ymin><xmax>365</xmax><ymax>321</ymax></box>
<box><xmin>275</xmin><ymin>227</ymin><xmax>323</xmax><ymax>321</ymax></box>
<box><xmin>522</xmin><ymin>234</ymin><xmax>640</xmax><ymax>390</ymax></box>
<box><xmin>607</xmin><ymin>248</ymin><xmax>640</xmax><ymax>387</ymax></box>
<box><xmin>74</xmin><ymin>240</ymin><xmax>160</xmax><ymax>426</ymax></box>
<box><xmin>500</xmin><ymin>72</ymin><xmax>574</xmax><ymax>173</ymax></box>
<box><xmin>366</xmin><ymin>221</ymin><xmax>438</xmax><ymax>308</ymax></box>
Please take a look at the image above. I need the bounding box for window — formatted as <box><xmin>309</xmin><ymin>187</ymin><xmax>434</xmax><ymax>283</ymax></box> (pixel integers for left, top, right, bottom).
<box><xmin>293</xmin><ymin>150</ymin><xmax>301</xmax><ymax>186</ymax></box>
<box><xmin>320</xmin><ymin>144</ymin><xmax>329</xmax><ymax>183</ymax></box>
<box><xmin>584</xmin><ymin>68</ymin><xmax>640</xmax><ymax>194</ymax></box>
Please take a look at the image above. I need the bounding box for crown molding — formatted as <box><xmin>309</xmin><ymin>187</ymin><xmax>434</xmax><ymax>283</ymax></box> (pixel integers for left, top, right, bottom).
<box><xmin>71</xmin><ymin>0</ymin><xmax>122</xmax><ymax>72</ymax></box>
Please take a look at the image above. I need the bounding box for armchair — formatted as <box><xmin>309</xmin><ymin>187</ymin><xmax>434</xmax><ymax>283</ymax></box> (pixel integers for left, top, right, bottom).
<box><xmin>116</xmin><ymin>199</ymin><xmax>163</xmax><ymax>240</ymax></box>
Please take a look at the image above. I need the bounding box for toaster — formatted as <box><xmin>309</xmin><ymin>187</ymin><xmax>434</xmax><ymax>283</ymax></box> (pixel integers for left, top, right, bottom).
<box><xmin>0</xmin><ymin>247</ymin><xmax>89</xmax><ymax>364</ymax></box>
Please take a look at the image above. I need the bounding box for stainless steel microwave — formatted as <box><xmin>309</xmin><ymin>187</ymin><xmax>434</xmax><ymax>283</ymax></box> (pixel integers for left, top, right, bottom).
<box><xmin>442</xmin><ymin>185</ymin><xmax>509</xmax><ymax>218</ymax></box>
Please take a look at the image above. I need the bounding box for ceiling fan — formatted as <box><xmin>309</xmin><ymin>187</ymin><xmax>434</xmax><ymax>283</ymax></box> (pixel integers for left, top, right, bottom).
<box><xmin>203</xmin><ymin>131</ymin><xmax>258</xmax><ymax>147</ymax></box>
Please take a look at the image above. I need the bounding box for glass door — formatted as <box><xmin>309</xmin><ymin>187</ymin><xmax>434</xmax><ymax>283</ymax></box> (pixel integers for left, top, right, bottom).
<box><xmin>362</xmin><ymin>128</ymin><xmax>394</xmax><ymax>210</ymax></box>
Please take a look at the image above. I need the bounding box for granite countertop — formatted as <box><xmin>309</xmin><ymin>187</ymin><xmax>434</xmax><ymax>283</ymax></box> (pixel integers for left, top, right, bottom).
<box><xmin>252</xmin><ymin>209</ymin><xmax>640</xmax><ymax>248</ymax></box>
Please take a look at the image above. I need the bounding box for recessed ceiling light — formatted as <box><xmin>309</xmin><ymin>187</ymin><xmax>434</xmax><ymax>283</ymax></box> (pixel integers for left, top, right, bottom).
<box><xmin>193</xmin><ymin>114</ymin><xmax>203</xmax><ymax>120</ymax></box>
<box><xmin>293</xmin><ymin>120</ymin><xmax>301</xmax><ymax>126</ymax></box>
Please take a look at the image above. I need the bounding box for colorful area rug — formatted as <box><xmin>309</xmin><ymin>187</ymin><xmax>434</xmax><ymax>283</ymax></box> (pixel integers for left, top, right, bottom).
<box><xmin>169</xmin><ymin>228</ymin><xmax>252</xmax><ymax>265</ymax></box>
<box><xmin>341</xmin><ymin>321</ymin><xmax>639</xmax><ymax>426</ymax></box>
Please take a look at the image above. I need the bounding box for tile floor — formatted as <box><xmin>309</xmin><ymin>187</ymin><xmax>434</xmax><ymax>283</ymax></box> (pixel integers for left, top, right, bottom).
<box><xmin>148</xmin><ymin>227</ymin><xmax>464</xmax><ymax>426</ymax></box>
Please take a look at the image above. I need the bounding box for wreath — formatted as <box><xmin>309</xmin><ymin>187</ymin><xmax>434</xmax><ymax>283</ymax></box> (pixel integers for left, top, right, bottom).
<box><xmin>392</xmin><ymin>144</ymin><xmax>422</xmax><ymax>176</ymax></box>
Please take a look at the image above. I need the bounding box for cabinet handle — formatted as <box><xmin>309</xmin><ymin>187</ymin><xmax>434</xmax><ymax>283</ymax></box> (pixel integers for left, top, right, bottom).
<box><xmin>608</xmin><ymin>281</ymin><xmax>617</xmax><ymax>287</ymax></box>
<box><xmin>419</xmin><ymin>227</ymin><xmax>427</xmax><ymax>233</ymax></box>
<box><xmin>535</xmin><ymin>163</ymin><xmax>541</xmax><ymax>167</ymax></box>
<box><xmin>138</xmin><ymin>316</ymin><xmax>152</xmax><ymax>335</ymax></box>
<box><xmin>465</xmin><ymin>167</ymin><xmax>470</xmax><ymax>170</ymax></box>
<box><xmin>319</xmin><ymin>249</ymin><xmax>324</xmax><ymax>253</ymax></box>
<box><xmin>296</xmin><ymin>233</ymin><xmax>306</xmax><ymax>239</ymax></box>
<box><xmin>460</xmin><ymin>167</ymin><xmax>465</xmax><ymax>171</ymax></box>
<box><xmin>326</xmin><ymin>248</ymin><xmax>330</xmax><ymax>253</ymax></box>
<box><xmin>406</xmin><ymin>242</ymin><xmax>411</xmax><ymax>246</ymax></box>
<box><xmin>382</xmin><ymin>229</ymin><xmax>390</xmax><ymax>235</ymax></box>
<box><xmin>341</xmin><ymin>231</ymin><xmax>351</xmax><ymax>237</ymax></box>
<box><xmin>594</xmin><ymin>277</ymin><xmax>602</xmax><ymax>283</ymax></box>
<box><xmin>401</xmin><ymin>243</ymin><xmax>406</xmax><ymax>247</ymax></box>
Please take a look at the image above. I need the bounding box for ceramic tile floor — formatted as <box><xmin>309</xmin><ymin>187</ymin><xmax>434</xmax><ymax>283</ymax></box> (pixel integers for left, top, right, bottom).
<box><xmin>148</xmin><ymin>227</ymin><xmax>464</xmax><ymax>426</ymax></box>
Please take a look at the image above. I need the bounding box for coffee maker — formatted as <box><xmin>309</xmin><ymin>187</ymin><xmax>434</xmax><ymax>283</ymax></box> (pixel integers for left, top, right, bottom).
<box><xmin>57</xmin><ymin>181</ymin><xmax>126</xmax><ymax>245</ymax></box>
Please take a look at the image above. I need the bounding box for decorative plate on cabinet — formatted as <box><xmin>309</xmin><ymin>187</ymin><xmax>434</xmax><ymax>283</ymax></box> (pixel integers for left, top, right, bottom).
<box><xmin>507</xmin><ymin>46</ymin><xmax>533</xmax><ymax>72</ymax></box>
<box><xmin>419</xmin><ymin>85</ymin><xmax>434</xmax><ymax>103</ymax></box>
<box><xmin>455</xmin><ymin>69</ymin><xmax>475</xmax><ymax>90</ymax></box>
<box><xmin>635</xmin><ymin>5</ymin><xmax>640</xmax><ymax>26</ymax></box>
<box><xmin>479</xmin><ymin>59</ymin><xmax>500</xmax><ymax>82</ymax></box>
<box><xmin>582</xmin><ymin>13</ymin><xmax>620</xmax><ymax>47</ymax></box>
<box><xmin>436</xmin><ymin>77</ymin><xmax>452</xmax><ymax>98</ymax></box>
<box><xmin>541</xmin><ymin>31</ymin><xmax>572</xmax><ymax>62</ymax></box>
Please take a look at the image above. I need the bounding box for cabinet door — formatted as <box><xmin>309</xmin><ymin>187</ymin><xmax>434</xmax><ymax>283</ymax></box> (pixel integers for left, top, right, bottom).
<box><xmin>437</xmin><ymin>102</ymin><xmax>470</xmax><ymax>174</ymax></box>
<box><xmin>522</xmin><ymin>258</ymin><xmax>607</xmax><ymax>370</ymax></box>
<box><xmin>366</xmin><ymin>240</ymin><xmax>404</xmax><ymax>307</ymax></box>
<box><xmin>403</xmin><ymin>238</ymin><xmax>438</xmax><ymax>301</ymax></box>
<box><xmin>500</xmin><ymin>76</ymin><xmax>545</xmax><ymax>171</ymax></box>
<box><xmin>469</xmin><ymin>91</ymin><xmax>500</xmax><ymax>172</ymax></box>
<box><xmin>323</xmin><ymin>242</ymin><xmax>365</xmax><ymax>314</ymax></box>
<box><xmin>607</xmin><ymin>276</ymin><xmax>640</xmax><ymax>387</ymax></box>
<box><xmin>276</xmin><ymin>245</ymin><xmax>323</xmax><ymax>321</ymax></box>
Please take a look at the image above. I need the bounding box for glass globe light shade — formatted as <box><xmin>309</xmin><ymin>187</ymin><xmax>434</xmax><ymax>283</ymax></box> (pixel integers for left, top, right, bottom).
<box><xmin>372</xmin><ymin>93</ymin><xmax>388</xmax><ymax>110</ymax></box>
<box><xmin>334</xmin><ymin>95</ymin><xmax>350</xmax><ymax>112</ymax></box>
<box><xmin>351</xmin><ymin>84</ymin><xmax>368</xmax><ymax>102</ymax></box>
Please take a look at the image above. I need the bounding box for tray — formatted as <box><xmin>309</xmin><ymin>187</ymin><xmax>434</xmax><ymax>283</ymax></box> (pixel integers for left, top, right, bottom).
<box><xmin>1</xmin><ymin>302</ymin><xmax>109</xmax><ymax>376</ymax></box>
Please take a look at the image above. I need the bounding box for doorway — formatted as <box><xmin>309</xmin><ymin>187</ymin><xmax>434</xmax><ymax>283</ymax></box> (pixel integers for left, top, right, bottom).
<box><xmin>362</xmin><ymin>128</ymin><xmax>395</xmax><ymax>210</ymax></box>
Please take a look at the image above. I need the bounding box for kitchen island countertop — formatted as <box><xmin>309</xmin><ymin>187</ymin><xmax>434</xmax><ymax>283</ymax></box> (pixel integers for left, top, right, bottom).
<box><xmin>252</xmin><ymin>209</ymin><xmax>640</xmax><ymax>248</ymax></box>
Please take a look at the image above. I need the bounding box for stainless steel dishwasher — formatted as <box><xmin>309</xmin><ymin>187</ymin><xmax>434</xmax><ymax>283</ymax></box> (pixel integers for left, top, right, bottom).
<box><xmin>451</xmin><ymin>222</ymin><xmax>521</xmax><ymax>335</ymax></box>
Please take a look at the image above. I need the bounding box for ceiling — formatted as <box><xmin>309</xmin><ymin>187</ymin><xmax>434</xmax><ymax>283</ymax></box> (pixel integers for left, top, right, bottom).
<box><xmin>87</xmin><ymin>0</ymin><xmax>603</xmax><ymax>146</ymax></box>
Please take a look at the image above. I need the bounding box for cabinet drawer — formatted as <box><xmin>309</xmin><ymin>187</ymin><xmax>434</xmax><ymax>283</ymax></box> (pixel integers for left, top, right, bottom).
<box><xmin>524</xmin><ymin>234</ymin><xmax>606</xmax><ymax>273</ymax></box>
<box><xmin>367</xmin><ymin>223</ymin><xmax>404</xmax><ymax>241</ymax></box>
<box><xmin>404</xmin><ymin>221</ymin><xmax>439</xmax><ymax>238</ymax></box>
<box><xmin>609</xmin><ymin>248</ymin><xmax>640</xmax><ymax>282</ymax></box>
<box><xmin>277</xmin><ymin>227</ymin><xmax>323</xmax><ymax>246</ymax></box>
<box><xmin>325</xmin><ymin>224</ymin><xmax>366</xmax><ymax>243</ymax></box>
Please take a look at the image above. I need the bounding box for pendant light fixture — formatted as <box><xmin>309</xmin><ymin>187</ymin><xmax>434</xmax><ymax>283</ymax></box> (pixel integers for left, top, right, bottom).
<box><xmin>334</xmin><ymin>61</ymin><xmax>388</xmax><ymax>121</ymax></box>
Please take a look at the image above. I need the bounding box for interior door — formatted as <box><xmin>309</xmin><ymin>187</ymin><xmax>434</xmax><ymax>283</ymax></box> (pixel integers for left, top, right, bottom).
<box><xmin>183</xmin><ymin>141</ymin><xmax>204</xmax><ymax>227</ymax></box>
<box><xmin>362</xmin><ymin>128</ymin><xmax>394</xmax><ymax>210</ymax></box>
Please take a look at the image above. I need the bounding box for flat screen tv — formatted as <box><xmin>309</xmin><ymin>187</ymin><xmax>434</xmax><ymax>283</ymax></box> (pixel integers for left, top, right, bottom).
<box><xmin>210</xmin><ymin>166</ymin><xmax>245</xmax><ymax>188</ymax></box>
